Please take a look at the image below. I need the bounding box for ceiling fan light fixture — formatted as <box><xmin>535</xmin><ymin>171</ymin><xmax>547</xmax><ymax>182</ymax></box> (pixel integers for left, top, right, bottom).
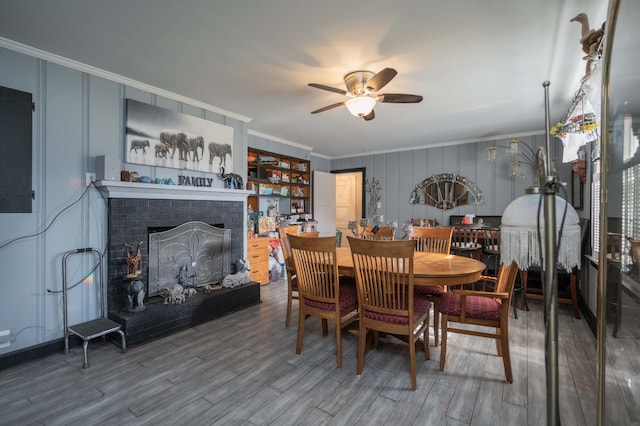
<box><xmin>345</xmin><ymin>96</ymin><xmax>376</xmax><ymax>117</ymax></box>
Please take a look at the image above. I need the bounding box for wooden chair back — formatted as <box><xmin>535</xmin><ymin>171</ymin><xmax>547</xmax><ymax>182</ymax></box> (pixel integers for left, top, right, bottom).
<box><xmin>288</xmin><ymin>235</ymin><xmax>339</xmax><ymax>303</ymax></box>
<box><xmin>452</xmin><ymin>228</ymin><xmax>481</xmax><ymax>248</ymax></box>
<box><xmin>280</xmin><ymin>236</ymin><xmax>295</xmax><ymax>276</ymax></box>
<box><xmin>493</xmin><ymin>261</ymin><xmax>519</xmax><ymax>304</ymax></box>
<box><xmin>300</xmin><ymin>231</ymin><xmax>319</xmax><ymax>238</ymax></box>
<box><xmin>451</xmin><ymin>227</ymin><xmax>483</xmax><ymax>260</ymax></box>
<box><xmin>482</xmin><ymin>228</ymin><xmax>501</xmax><ymax>254</ymax></box>
<box><xmin>278</xmin><ymin>225</ymin><xmax>299</xmax><ymax>240</ymax></box>
<box><xmin>349</xmin><ymin>238</ymin><xmax>416</xmax><ymax>316</ymax></box>
<box><xmin>408</xmin><ymin>226</ymin><xmax>454</xmax><ymax>254</ymax></box>
<box><xmin>359</xmin><ymin>226</ymin><xmax>395</xmax><ymax>240</ymax></box>
<box><xmin>281</xmin><ymin>231</ymin><xmax>319</xmax><ymax>328</ymax></box>
<box><xmin>606</xmin><ymin>232</ymin><xmax>625</xmax><ymax>262</ymax></box>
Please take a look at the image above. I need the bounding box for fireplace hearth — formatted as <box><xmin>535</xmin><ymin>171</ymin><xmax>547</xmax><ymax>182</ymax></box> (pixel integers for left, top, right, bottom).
<box><xmin>98</xmin><ymin>181</ymin><xmax>259</xmax><ymax>345</ymax></box>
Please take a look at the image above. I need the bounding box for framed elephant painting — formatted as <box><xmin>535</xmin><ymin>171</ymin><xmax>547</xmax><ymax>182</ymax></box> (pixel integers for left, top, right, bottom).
<box><xmin>125</xmin><ymin>99</ymin><xmax>234</xmax><ymax>173</ymax></box>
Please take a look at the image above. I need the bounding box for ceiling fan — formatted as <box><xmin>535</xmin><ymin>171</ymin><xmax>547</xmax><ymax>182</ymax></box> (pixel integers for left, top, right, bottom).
<box><xmin>308</xmin><ymin>68</ymin><xmax>423</xmax><ymax>121</ymax></box>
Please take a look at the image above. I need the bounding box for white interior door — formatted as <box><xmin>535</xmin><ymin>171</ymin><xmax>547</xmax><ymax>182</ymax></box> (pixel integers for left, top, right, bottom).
<box><xmin>335</xmin><ymin>172</ymin><xmax>362</xmax><ymax>246</ymax></box>
<box><xmin>312</xmin><ymin>171</ymin><xmax>336</xmax><ymax>236</ymax></box>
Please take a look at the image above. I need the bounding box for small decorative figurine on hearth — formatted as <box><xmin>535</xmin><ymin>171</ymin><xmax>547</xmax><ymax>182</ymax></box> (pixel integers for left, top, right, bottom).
<box><xmin>222</xmin><ymin>259</ymin><xmax>251</xmax><ymax>288</ymax></box>
<box><xmin>177</xmin><ymin>264</ymin><xmax>194</xmax><ymax>287</ymax></box>
<box><xmin>127</xmin><ymin>278</ymin><xmax>145</xmax><ymax>312</ymax></box>
<box><xmin>125</xmin><ymin>241</ymin><xmax>143</xmax><ymax>278</ymax></box>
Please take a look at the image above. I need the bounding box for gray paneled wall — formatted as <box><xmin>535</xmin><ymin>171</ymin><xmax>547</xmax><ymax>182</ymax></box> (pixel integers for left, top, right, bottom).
<box><xmin>0</xmin><ymin>46</ymin><xmax>248</xmax><ymax>356</ymax></box>
<box><xmin>331</xmin><ymin>135</ymin><xmax>571</xmax><ymax>227</ymax></box>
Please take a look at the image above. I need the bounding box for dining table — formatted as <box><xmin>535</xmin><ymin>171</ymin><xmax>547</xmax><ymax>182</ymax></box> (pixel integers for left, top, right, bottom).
<box><xmin>335</xmin><ymin>246</ymin><xmax>486</xmax><ymax>288</ymax></box>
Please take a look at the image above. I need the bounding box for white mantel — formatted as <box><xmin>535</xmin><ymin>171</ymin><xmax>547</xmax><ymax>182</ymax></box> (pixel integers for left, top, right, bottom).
<box><xmin>95</xmin><ymin>180</ymin><xmax>253</xmax><ymax>201</ymax></box>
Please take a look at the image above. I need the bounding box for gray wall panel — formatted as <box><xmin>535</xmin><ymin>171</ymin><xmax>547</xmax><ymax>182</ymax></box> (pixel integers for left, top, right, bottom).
<box><xmin>0</xmin><ymin>49</ymin><xmax>41</xmax><ymax>351</ymax></box>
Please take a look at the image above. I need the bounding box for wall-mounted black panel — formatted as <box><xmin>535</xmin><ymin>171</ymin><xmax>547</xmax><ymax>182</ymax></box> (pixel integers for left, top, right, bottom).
<box><xmin>0</xmin><ymin>85</ymin><xmax>32</xmax><ymax>213</ymax></box>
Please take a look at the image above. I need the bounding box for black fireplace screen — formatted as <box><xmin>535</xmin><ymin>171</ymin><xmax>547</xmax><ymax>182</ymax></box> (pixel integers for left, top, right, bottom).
<box><xmin>147</xmin><ymin>221</ymin><xmax>231</xmax><ymax>296</ymax></box>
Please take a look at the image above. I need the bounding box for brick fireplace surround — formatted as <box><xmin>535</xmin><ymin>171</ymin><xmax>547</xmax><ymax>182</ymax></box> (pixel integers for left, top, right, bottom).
<box><xmin>97</xmin><ymin>181</ymin><xmax>259</xmax><ymax>345</ymax></box>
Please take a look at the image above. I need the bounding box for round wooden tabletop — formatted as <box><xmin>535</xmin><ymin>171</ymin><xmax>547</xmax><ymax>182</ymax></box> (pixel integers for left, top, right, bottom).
<box><xmin>336</xmin><ymin>246</ymin><xmax>486</xmax><ymax>287</ymax></box>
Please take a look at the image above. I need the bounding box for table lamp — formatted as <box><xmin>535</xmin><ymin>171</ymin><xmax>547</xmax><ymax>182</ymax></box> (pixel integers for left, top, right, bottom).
<box><xmin>501</xmin><ymin>190</ymin><xmax>581</xmax><ymax>271</ymax></box>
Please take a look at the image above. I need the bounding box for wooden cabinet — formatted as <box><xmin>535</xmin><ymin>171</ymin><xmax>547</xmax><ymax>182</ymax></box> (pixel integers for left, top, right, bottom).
<box><xmin>247</xmin><ymin>149</ymin><xmax>310</xmax><ymax>217</ymax></box>
<box><xmin>247</xmin><ymin>238</ymin><xmax>271</xmax><ymax>285</ymax></box>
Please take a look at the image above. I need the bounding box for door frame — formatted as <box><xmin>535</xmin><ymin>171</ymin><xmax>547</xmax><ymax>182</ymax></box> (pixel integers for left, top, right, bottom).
<box><xmin>331</xmin><ymin>167</ymin><xmax>366</xmax><ymax>218</ymax></box>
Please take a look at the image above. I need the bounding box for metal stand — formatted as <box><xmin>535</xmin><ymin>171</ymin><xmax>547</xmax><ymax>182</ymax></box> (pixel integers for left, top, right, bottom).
<box><xmin>62</xmin><ymin>248</ymin><xmax>127</xmax><ymax>368</ymax></box>
<box><xmin>542</xmin><ymin>81</ymin><xmax>560</xmax><ymax>426</ymax></box>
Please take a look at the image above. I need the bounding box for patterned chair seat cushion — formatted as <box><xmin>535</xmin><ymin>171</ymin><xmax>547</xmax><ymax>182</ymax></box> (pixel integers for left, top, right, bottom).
<box><xmin>364</xmin><ymin>297</ymin><xmax>431</xmax><ymax>325</ymax></box>
<box><xmin>304</xmin><ymin>285</ymin><xmax>358</xmax><ymax>311</ymax></box>
<box><xmin>439</xmin><ymin>292</ymin><xmax>501</xmax><ymax>321</ymax></box>
<box><xmin>415</xmin><ymin>285</ymin><xmax>444</xmax><ymax>296</ymax></box>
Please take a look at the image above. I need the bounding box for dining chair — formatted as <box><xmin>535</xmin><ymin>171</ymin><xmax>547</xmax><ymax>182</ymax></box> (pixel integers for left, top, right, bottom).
<box><xmin>288</xmin><ymin>235</ymin><xmax>358</xmax><ymax>369</ymax></box>
<box><xmin>278</xmin><ymin>225</ymin><xmax>299</xmax><ymax>240</ymax></box>
<box><xmin>407</xmin><ymin>226</ymin><xmax>454</xmax><ymax>347</ymax></box>
<box><xmin>281</xmin><ymin>231</ymin><xmax>320</xmax><ymax>327</ymax></box>
<box><xmin>348</xmin><ymin>236</ymin><xmax>431</xmax><ymax>390</ymax></box>
<box><xmin>481</xmin><ymin>227</ymin><xmax>525</xmax><ymax>319</ymax></box>
<box><xmin>482</xmin><ymin>228</ymin><xmax>501</xmax><ymax>276</ymax></box>
<box><xmin>451</xmin><ymin>227</ymin><xmax>483</xmax><ymax>260</ymax></box>
<box><xmin>359</xmin><ymin>225</ymin><xmax>395</xmax><ymax>240</ymax></box>
<box><xmin>439</xmin><ymin>261</ymin><xmax>519</xmax><ymax>383</ymax></box>
<box><xmin>300</xmin><ymin>231</ymin><xmax>320</xmax><ymax>237</ymax></box>
<box><xmin>280</xmin><ymin>236</ymin><xmax>298</xmax><ymax>327</ymax></box>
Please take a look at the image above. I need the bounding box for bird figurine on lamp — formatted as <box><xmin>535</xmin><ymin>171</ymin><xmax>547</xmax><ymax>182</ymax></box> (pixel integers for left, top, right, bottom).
<box><xmin>570</xmin><ymin>12</ymin><xmax>605</xmax><ymax>79</ymax></box>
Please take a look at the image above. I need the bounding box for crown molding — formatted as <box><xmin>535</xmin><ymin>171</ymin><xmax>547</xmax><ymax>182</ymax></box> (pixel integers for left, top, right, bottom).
<box><xmin>0</xmin><ymin>37</ymin><xmax>252</xmax><ymax>123</ymax></box>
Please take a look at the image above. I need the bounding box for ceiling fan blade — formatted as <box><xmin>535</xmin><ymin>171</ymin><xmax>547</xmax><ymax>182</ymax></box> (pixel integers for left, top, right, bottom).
<box><xmin>362</xmin><ymin>110</ymin><xmax>375</xmax><ymax>121</ymax></box>
<box><xmin>310</xmin><ymin>102</ymin><xmax>345</xmax><ymax>114</ymax></box>
<box><xmin>308</xmin><ymin>83</ymin><xmax>348</xmax><ymax>96</ymax></box>
<box><xmin>378</xmin><ymin>93</ymin><xmax>423</xmax><ymax>103</ymax></box>
<box><xmin>365</xmin><ymin>68</ymin><xmax>397</xmax><ymax>92</ymax></box>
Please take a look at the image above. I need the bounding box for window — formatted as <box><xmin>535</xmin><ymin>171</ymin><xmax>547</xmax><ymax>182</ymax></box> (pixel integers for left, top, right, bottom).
<box><xmin>592</xmin><ymin>173</ymin><xmax>600</xmax><ymax>255</ymax></box>
<box><xmin>622</xmin><ymin>164</ymin><xmax>640</xmax><ymax>240</ymax></box>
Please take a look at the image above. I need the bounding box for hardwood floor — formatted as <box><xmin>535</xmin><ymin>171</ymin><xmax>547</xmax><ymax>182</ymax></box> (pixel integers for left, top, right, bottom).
<box><xmin>0</xmin><ymin>278</ymin><xmax>636</xmax><ymax>425</ymax></box>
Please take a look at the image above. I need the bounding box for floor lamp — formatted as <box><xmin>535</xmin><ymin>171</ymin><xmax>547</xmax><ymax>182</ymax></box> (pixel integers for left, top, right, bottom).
<box><xmin>500</xmin><ymin>81</ymin><xmax>582</xmax><ymax>426</ymax></box>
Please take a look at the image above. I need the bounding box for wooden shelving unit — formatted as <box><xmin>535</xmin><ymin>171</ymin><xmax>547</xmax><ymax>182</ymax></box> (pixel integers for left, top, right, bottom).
<box><xmin>247</xmin><ymin>149</ymin><xmax>310</xmax><ymax>216</ymax></box>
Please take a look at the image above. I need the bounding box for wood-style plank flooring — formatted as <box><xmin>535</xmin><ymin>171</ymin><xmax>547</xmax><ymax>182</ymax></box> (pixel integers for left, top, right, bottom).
<box><xmin>0</xmin><ymin>278</ymin><xmax>636</xmax><ymax>425</ymax></box>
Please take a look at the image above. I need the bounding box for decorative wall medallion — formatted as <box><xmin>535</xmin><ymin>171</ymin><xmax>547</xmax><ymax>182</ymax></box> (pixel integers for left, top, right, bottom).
<box><xmin>409</xmin><ymin>173</ymin><xmax>484</xmax><ymax>211</ymax></box>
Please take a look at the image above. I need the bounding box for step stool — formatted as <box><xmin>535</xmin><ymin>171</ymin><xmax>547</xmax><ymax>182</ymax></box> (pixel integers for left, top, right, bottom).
<box><xmin>62</xmin><ymin>248</ymin><xmax>127</xmax><ymax>368</ymax></box>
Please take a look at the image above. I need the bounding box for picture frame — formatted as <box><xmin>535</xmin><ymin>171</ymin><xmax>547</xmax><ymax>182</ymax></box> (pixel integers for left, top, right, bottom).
<box><xmin>571</xmin><ymin>170</ymin><xmax>583</xmax><ymax>210</ymax></box>
<box><xmin>125</xmin><ymin>99</ymin><xmax>234</xmax><ymax>174</ymax></box>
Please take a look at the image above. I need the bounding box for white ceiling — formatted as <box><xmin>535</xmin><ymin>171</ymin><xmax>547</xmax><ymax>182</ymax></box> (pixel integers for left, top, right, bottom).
<box><xmin>0</xmin><ymin>0</ymin><xmax>608</xmax><ymax>158</ymax></box>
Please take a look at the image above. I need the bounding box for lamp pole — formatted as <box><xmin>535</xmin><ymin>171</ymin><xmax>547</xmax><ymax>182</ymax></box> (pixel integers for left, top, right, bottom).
<box><xmin>542</xmin><ymin>80</ymin><xmax>560</xmax><ymax>426</ymax></box>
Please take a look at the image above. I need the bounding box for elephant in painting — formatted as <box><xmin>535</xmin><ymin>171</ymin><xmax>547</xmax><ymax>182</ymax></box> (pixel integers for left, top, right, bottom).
<box><xmin>130</xmin><ymin>139</ymin><xmax>150</xmax><ymax>154</ymax></box>
<box><xmin>208</xmin><ymin>142</ymin><xmax>232</xmax><ymax>169</ymax></box>
<box><xmin>187</xmin><ymin>136</ymin><xmax>204</xmax><ymax>161</ymax></box>
<box><xmin>159</xmin><ymin>130</ymin><xmax>188</xmax><ymax>159</ymax></box>
<box><xmin>154</xmin><ymin>144</ymin><xmax>169</xmax><ymax>158</ymax></box>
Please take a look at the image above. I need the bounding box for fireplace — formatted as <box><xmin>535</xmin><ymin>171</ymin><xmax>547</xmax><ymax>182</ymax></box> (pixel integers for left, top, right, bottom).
<box><xmin>97</xmin><ymin>181</ymin><xmax>259</xmax><ymax>345</ymax></box>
